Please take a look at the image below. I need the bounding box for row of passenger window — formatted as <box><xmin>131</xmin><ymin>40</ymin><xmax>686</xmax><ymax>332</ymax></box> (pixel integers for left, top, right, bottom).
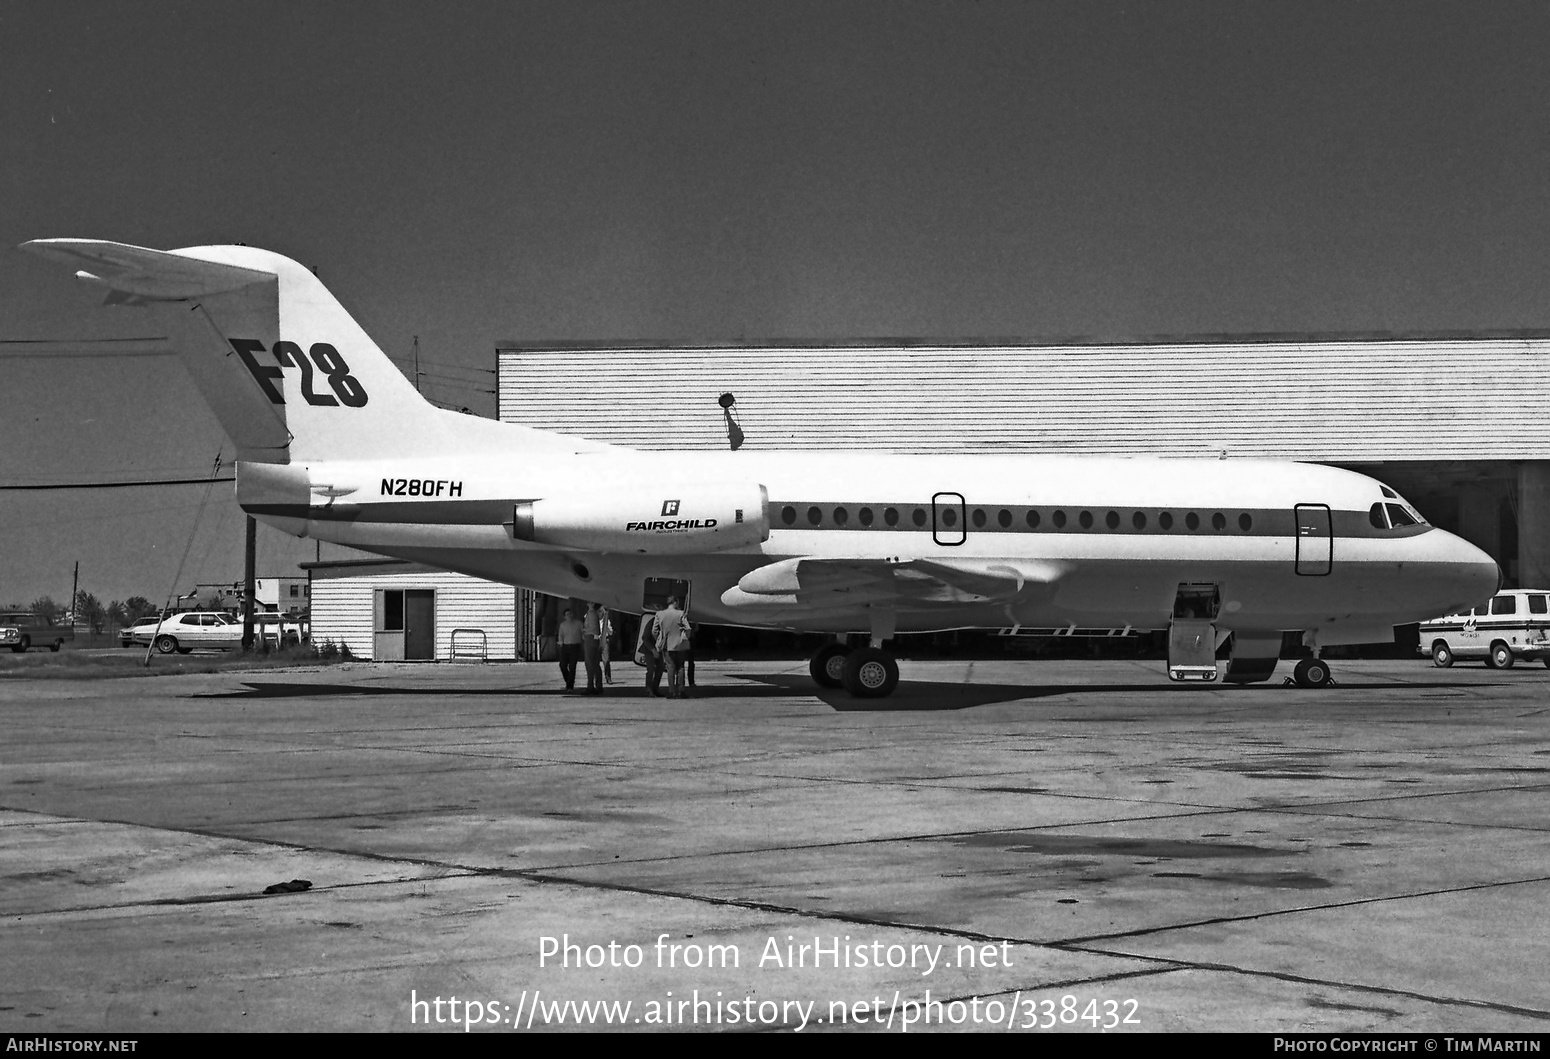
<box><xmin>777</xmin><ymin>504</ymin><xmax>1256</xmax><ymax>532</ymax></box>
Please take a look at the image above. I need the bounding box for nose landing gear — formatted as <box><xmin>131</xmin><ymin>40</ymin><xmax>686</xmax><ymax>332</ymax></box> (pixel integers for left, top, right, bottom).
<box><xmin>1291</xmin><ymin>657</ymin><xmax>1333</xmax><ymax>688</ymax></box>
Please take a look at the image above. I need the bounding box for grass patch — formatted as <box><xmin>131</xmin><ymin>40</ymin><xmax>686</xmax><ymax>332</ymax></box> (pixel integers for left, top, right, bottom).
<box><xmin>0</xmin><ymin>641</ymin><xmax>354</xmax><ymax>680</ymax></box>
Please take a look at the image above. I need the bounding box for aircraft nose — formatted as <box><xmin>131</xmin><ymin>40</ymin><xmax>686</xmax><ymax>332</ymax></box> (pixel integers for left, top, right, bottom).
<box><xmin>1442</xmin><ymin>530</ymin><xmax>1501</xmax><ymax>612</ymax></box>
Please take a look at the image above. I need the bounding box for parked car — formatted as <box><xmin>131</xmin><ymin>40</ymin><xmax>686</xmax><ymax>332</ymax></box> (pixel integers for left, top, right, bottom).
<box><xmin>1418</xmin><ymin>589</ymin><xmax>1550</xmax><ymax>669</ymax></box>
<box><xmin>139</xmin><ymin>611</ymin><xmax>245</xmax><ymax>654</ymax></box>
<box><xmin>0</xmin><ymin>612</ymin><xmax>76</xmax><ymax>653</ymax></box>
<box><xmin>120</xmin><ymin>615</ymin><xmax>165</xmax><ymax>648</ymax></box>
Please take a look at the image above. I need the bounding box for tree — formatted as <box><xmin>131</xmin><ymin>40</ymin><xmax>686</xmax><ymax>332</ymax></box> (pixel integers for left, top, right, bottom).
<box><xmin>29</xmin><ymin>596</ymin><xmax>64</xmax><ymax>623</ymax></box>
<box><xmin>107</xmin><ymin>600</ymin><xmax>129</xmax><ymax>628</ymax></box>
<box><xmin>122</xmin><ymin>596</ymin><xmax>157</xmax><ymax>621</ymax></box>
<box><xmin>75</xmin><ymin>591</ymin><xmax>106</xmax><ymax>634</ymax></box>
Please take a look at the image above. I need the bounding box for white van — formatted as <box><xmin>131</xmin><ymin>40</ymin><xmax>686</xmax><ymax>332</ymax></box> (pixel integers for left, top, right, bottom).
<box><xmin>1418</xmin><ymin>589</ymin><xmax>1550</xmax><ymax>668</ymax></box>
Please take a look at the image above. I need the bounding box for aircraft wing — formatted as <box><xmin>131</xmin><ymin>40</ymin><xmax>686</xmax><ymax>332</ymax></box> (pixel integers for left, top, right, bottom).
<box><xmin>720</xmin><ymin>556</ymin><xmax>1068</xmax><ymax>614</ymax></box>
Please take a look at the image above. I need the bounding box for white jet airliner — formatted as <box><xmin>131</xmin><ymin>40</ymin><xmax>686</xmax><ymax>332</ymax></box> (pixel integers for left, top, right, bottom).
<box><xmin>22</xmin><ymin>239</ymin><xmax>1500</xmax><ymax>697</ymax></box>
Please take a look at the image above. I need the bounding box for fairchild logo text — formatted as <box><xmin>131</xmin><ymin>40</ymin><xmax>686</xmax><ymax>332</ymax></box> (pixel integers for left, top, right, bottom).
<box><xmin>627</xmin><ymin>519</ymin><xmax>717</xmax><ymax>532</ymax></box>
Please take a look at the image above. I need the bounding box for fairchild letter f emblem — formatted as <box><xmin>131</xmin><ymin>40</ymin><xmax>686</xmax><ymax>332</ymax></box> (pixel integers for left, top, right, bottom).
<box><xmin>662</xmin><ymin>500</ymin><xmax>680</xmax><ymax>516</ymax></box>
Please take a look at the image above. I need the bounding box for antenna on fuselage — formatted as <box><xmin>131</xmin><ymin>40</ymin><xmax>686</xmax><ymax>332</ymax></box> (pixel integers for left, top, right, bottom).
<box><xmin>719</xmin><ymin>392</ymin><xmax>744</xmax><ymax>451</ymax></box>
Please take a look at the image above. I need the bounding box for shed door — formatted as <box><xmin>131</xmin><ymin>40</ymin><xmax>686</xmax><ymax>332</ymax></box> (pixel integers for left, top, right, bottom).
<box><xmin>404</xmin><ymin>589</ymin><xmax>435</xmax><ymax>660</ymax></box>
<box><xmin>1295</xmin><ymin>504</ymin><xmax>1332</xmax><ymax>576</ymax></box>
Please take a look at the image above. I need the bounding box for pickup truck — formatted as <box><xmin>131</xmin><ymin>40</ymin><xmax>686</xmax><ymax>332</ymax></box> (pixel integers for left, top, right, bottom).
<box><xmin>0</xmin><ymin>612</ymin><xmax>77</xmax><ymax>653</ymax></box>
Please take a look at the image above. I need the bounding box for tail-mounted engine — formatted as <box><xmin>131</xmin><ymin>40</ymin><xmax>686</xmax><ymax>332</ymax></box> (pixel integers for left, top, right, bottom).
<box><xmin>511</xmin><ymin>482</ymin><xmax>770</xmax><ymax>555</ymax></box>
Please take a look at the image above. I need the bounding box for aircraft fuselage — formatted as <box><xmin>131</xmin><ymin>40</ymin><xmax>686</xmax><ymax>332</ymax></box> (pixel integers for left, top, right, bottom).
<box><xmin>240</xmin><ymin>450</ymin><xmax>1496</xmax><ymax>645</ymax></box>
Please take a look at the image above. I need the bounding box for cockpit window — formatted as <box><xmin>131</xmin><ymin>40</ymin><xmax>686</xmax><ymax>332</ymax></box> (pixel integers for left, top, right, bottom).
<box><xmin>1373</xmin><ymin>486</ymin><xmax>1428</xmax><ymax>529</ymax></box>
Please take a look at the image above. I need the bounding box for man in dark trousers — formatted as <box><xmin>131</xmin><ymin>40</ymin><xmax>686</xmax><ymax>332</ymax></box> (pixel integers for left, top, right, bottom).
<box><xmin>556</xmin><ymin>607</ymin><xmax>583</xmax><ymax>691</ymax></box>
<box><xmin>656</xmin><ymin>595</ymin><xmax>692</xmax><ymax>698</ymax></box>
<box><xmin>637</xmin><ymin>610</ymin><xmax>664</xmax><ymax>697</ymax></box>
<box><xmin>582</xmin><ymin>603</ymin><xmax>604</xmax><ymax>694</ymax></box>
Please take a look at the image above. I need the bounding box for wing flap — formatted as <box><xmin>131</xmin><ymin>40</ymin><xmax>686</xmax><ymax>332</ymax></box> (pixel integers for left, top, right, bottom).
<box><xmin>723</xmin><ymin>556</ymin><xmax>1068</xmax><ymax>614</ymax></box>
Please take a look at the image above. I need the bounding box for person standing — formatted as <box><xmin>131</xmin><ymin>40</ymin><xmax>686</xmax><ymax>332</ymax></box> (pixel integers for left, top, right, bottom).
<box><xmin>599</xmin><ymin>608</ymin><xmax>615</xmax><ymax>685</ymax></box>
<box><xmin>683</xmin><ymin>620</ymin><xmax>697</xmax><ymax>688</ymax></box>
<box><xmin>556</xmin><ymin>607</ymin><xmax>584</xmax><ymax>691</ymax></box>
<box><xmin>636</xmin><ymin>610</ymin><xmax>664</xmax><ymax>697</ymax></box>
<box><xmin>582</xmin><ymin>603</ymin><xmax>604</xmax><ymax>695</ymax></box>
<box><xmin>656</xmin><ymin>595</ymin><xmax>692</xmax><ymax>698</ymax></box>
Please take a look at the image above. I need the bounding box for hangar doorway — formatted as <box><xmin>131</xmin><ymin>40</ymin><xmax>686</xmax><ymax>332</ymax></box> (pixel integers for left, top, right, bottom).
<box><xmin>1343</xmin><ymin>462</ymin><xmax>1543</xmax><ymax>588</ymax></box>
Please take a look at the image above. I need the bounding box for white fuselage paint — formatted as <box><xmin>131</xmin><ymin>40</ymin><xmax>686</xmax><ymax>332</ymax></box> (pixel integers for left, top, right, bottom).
<box><xmin>245</xmin><ymin>450</ymin><xmax>1499</xmax><ymax>644</ymax></box>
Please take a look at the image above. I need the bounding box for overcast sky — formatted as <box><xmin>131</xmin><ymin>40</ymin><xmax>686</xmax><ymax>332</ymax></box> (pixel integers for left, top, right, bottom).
<box><xmin>4</xmin><ymin>0</ymin><xmax>1550</xmax><ymax>608</ymax></box>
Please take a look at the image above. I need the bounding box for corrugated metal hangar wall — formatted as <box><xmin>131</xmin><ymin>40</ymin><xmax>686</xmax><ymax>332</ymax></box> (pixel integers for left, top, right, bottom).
<box><xmin>498</xmin><ymin>335</ymin><xmax>1550</xmax><ymax>588</ymax></box>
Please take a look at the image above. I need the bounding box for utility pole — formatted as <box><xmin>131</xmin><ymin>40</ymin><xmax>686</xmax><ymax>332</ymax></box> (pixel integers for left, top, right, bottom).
<box><xmin>71</xmin><ymin>561</ymin><xmax>79</xmax><ymax>642</ymax></box>
<box><xmin>413</xmin><ymin>335</ymin><xmax>422</xmax><ymax>393</ymax></box>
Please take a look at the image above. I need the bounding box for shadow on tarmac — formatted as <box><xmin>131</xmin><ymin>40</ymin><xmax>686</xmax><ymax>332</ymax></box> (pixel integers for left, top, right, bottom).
<box><xmin>197</xmin><ymin>680</ymin><xmax>801</xmax><ymax>700</ymax></box>
<box><xmin>745</xmin><ymin>674</ymin><xmax>1151</xmax><ymax>711</ymax></box>
<box><xmin>200</xmin><ymin>675</ymin><xmax>1515</xmax><ymax>712</ymax></box>
<box><xmin>746</xmin><ymin>674</ymin><xmax>1518</xmax><ymax>712</ymax></box>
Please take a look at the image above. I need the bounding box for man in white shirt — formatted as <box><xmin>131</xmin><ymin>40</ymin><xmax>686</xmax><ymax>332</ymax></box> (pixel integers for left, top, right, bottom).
<box><xmin>556</xmin><ymin>608</ymin><xmax>583</xmax><ymax>691</ymax></box>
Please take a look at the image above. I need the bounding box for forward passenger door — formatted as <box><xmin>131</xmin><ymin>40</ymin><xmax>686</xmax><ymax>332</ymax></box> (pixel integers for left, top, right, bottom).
<box><xmin>1295</xmin><ymin>504</ymin><xmax>1332</xmax><ymax>576</ymax></box>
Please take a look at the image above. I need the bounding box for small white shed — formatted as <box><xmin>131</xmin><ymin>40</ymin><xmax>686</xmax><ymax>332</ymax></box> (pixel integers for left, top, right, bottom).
<box><xmin>305</xmin><ymin>559</ymin><xmax>518</xmax><ymax>661</ymax></box>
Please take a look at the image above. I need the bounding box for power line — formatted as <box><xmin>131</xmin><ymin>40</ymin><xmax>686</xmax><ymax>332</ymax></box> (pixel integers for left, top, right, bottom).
<box><xmin>0</xmin><ymin>338</ymin><xmax>172</xmax><ymax>359</ymax></box>
<box><xmin>386</xmin><ymin>354</ymin><xmax>496</xmax><ymax>377</ymax></box>
<box><xmin>0</xmin><ymin>477</ymin><xmax>236</xmax><ymax>491</ymax></box>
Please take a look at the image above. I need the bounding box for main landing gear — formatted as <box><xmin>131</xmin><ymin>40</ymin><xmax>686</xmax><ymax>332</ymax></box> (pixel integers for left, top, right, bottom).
<box><xmin>808</xmin><ymin>642</ymin><xmax>901</xmax><ymax>698</ymax></box>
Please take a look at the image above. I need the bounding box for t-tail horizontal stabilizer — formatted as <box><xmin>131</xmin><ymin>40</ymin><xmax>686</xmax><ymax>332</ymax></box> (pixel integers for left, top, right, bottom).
<box><xmin>20</xmin><ymin>239</ymin><xmax>612</xmax><ymax>465</ymax></box>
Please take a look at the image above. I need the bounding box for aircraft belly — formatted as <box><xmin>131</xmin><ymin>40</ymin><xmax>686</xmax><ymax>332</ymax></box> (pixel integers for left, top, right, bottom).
<box><xmin>268</xmin><ymin>524</ymin><xmax>1484</xmax><ymax>638</ymax></box>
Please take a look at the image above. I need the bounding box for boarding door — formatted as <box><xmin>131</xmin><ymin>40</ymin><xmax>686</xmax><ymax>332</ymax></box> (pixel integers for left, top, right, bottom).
<box><xmin>1294</xmin><ymin>504</ymin><xmax>1332</xmax><ymax>576</ymax></box>
<box><xmin>932</xmin><ymin>492</ymin><xmax>966</xmax><ymax>547</ymax></box>
<box><xmin>642</xmin><ymin>577</ymin><xmax>691</xmax><ymax>613</ymax></box>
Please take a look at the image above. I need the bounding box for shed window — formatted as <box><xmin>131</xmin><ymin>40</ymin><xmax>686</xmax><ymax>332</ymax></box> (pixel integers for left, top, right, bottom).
<box><xmin>381</xmin><ymin>590</ymin><xmax>405</xmax><ymax>631</ymax></box>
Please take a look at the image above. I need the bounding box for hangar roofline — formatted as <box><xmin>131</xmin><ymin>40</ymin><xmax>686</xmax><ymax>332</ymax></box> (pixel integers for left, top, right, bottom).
<box><xmin>495</xmin><ymin>328</ymin><xmax>1550</xmax><ymax>351</ymax></box>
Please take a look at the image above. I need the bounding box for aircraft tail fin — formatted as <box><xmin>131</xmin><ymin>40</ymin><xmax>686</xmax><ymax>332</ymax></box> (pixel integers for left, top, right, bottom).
<box><xmin>20</xmin><ymin>239</ymin><xmax>605</xmax><ymax>464</ymax></box>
